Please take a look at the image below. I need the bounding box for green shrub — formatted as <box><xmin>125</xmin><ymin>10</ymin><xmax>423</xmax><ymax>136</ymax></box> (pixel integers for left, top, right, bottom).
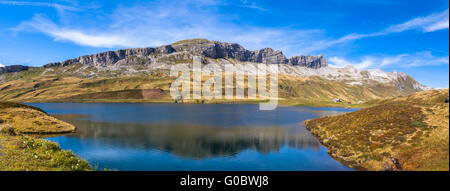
<box><xmin>411</xmin><ymin>121</ymin><xmax>428</xmax><ymax>128</ymax></box>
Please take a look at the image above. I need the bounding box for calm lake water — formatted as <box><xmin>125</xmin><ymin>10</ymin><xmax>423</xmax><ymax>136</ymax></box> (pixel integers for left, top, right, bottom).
<box><xmin>29</xmin><ymin>103</ymin><xmax>357</xmax><ymax>171</ymax></box>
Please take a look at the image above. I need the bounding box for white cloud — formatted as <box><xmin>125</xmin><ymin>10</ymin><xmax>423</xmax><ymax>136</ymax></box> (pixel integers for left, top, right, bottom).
<box><xmin>388</xmin><ymin>9</ymin><xmax>449</xmax><ymax>32</ymax></box>
<box><xmin>329</xmin><ymin>56</ymin><xmax>375</xmax><ymax>70</ymax></box>
<box><xmin>0</xmin><ymin>0</ymin><xmax>79</xmax><ymax>11</ymax></box>
<box><xmin>242</xmin><ymin>4</ymin><xmax>267</xmax><ymax>11</ymax></box>
<box><xmin>302</xmin><ymin>32</ymin><xmax>386</xmax><ymax>53</ymax></box>
<box><xmin>9</xmin><ymin>0</ymin><xmax>450</xmax><ymax>57</ymax></box>
<box><xmin>329</xmin><ymin>52</ymin><xmax>449</xmax><ymax>70</ymax></box>
<box><xmin>402</xmin><ymin>51</ymin><xmax>449</xmax><ymax>67</ymax></box>
<box><xmin>12</xmin><ymin>0</ymin><xmax>321</xmax><ymax>55</ymax></box>
<box><xmin>379</xmin><ymin>54</ymin><xmax>407</xmax><ymax>67</ymax></box>
<box><xmin>433</xmin><ymin>86</ymin><xmax>450</xmax><ymax>90</ymax></box>
<box><xmin>424</xmin><ymin>17</ymin><xmax>449</xmax><ymax>32</ymax></box>
<box><xmin>305</xmin><ymin>9</ymin><xmax>449</xmax><ymax>53</ymax></box>
<box><xmin>240</xmin><ymin>0</ymin><xmax>268</xmax><ymax>11</ymax></box>
<box><xmin>0</xmin><ymin>62</ymin><xmax>4</xmax><ymax>67</ymax></box>
<box><xmin>14</xmin><ymin>14</ymin><xmax>132</xmax><ymax>48</ymax></box>
<box><xmin>328</xmin><ymin>57</ymin><xmax>352</xmax><ymax>68</ymax></box>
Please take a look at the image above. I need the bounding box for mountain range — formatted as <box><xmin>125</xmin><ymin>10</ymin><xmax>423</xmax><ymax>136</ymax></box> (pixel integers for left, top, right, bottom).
<box><xmin>0</xmin><ymin>39</ymin><xmax>429</xmax><ymax>103</ymax></box>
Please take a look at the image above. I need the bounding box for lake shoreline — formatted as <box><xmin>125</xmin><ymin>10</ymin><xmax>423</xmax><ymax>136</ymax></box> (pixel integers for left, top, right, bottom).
<box><xmin>22</xmin><ymin>98</ymin><xmax>374</xmax><ymax>109</ymax></box>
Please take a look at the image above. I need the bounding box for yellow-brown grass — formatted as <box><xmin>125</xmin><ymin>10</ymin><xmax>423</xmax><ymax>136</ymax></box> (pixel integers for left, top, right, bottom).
<box><xmin>0</xmin><ymin>102</ymin><xmax>75</xmax><ymax>134</ymax></box>
<box><xmin>0</xmin><ymin>107</ymin><xmax>75</xmax><ymax>134</ymax></box>
<box><xmin>1</xmin><ymin>73</ymin><xmax>419</xmax><ymax>109</ymax></box>
<box><xmin>305</xmin><ymin>89</ymin><xmax>449</xmax><ymax>171</ymax></box>
<box><xmin>0</xmin><ymin>102</ymin><xmax>90</xmax><ymax>171</ymax></box>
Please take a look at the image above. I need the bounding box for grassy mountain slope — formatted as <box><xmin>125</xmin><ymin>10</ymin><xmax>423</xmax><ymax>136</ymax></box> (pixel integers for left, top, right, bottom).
<box><xmin>0</xmin><ymin>66</ymin><xmax>419</xmax><ymax>107</ymax></box>
<box><xmin>305</xmin><ymin>89</ymin><xmax>449</xmax><ymax>171</ymax></box>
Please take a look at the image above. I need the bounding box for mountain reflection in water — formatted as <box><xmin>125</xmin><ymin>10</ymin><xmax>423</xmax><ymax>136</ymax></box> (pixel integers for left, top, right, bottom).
<box><xmin>57</xmin><ymin>117</ymin><xmax>321</xmax><ymax>159</ymax></box>
<box><xmin>29</xmin><ymin>103</ymin><xmax>357</xmax><ymax>171</ymax></box>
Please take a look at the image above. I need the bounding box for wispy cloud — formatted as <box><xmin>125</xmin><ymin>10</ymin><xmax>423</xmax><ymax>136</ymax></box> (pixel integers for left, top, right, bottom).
<box><xmin>11</xmin><ymin>0</ymin><xmax>319</xmax><ymax>54</ymax></box>
<box><xmin>329</xmin><ymin>56</ymin><xmax>376</xmax><ymax>70</ymax></box>
<box><xmin>301</xmin><ymin>32</ymin><xmax>386</xmax><ymax>54</ymax></box>
<box><xmin>0</xmin><ymin>0</ymin><xmax>79</xmax><ymax>11</ymax></box>
<box><xmin>401</xmin><ymin>51</ymin><xmax>450</xmax><ymax>67</ymax></box>
<box><xmin>9</xmin><ymin>0</ymin><xmax>449</xmax><ymax>57</ymax></box>
<box><xmin>240</xmin><ymin>0</ymin><xmax>268</xmax><ymax>11</ymax></box>
<box><xmin>388</xmin><ymin>9</ymin><xmax>449</xmax><ymax>32</ymax></box>
<box><xmin>13</xmin><ymin>14</ymin><xmax>132</xmax><ymax>48</ymax></box>
<box><xmin>329</xmin><ymin>51</ymin><xmax>449</xmax><ymax>70</ymax></box>
<box><xmin>305</xmin><ymin>9</ymin><xmax>449</xmax><ymax>53</ymax></box>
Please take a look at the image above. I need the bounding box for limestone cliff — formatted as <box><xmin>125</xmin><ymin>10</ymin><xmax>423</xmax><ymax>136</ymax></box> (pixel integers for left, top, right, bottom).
<box><xmin>43</xmin><ymin>39</ymin><xmax>327</xmax><ymax>68</ymax></box>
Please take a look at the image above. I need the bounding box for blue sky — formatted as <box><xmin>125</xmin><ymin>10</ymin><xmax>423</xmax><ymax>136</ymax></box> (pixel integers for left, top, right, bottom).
<box><xmin>0</xmin><ymin>0</ymin><xmax>448</xmax><ymax>88</ymax></box>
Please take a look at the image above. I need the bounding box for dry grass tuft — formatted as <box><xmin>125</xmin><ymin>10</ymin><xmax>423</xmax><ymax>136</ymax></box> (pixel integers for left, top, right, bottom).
<box><xmin>0</xmin><ymin>124</ymin><xmax>16</xmax><ymax>136</ymax></box>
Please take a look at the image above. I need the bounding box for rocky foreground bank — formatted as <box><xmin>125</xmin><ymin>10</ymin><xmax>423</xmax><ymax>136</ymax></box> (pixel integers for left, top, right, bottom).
<box><xmin>305</xmin><ymin>89</ymin><xmax>449</xmax><ymax>171</ymax></box>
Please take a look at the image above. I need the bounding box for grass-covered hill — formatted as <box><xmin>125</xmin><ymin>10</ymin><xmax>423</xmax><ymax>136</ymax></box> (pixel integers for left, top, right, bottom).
<box><xmin>0</xmin><ymin>102</ymin><xmax>75</xmax><ymax>134</ymax></box>
<box><xmin>0</xmin><ymin>102</ymin><xmax>91</xmax><ymax>171</ymax></box>
<box><xmin>305</xmin><ymin>89</ymin><xmax>449</xmax><ymax>171</ymax></box>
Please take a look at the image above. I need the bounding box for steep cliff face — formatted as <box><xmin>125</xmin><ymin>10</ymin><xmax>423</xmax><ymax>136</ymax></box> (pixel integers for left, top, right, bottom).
<box><xmin>44</xmin><ymin>45</ymin><xmax>175</xmax><ymax>68</ymax></box>
<box><xmin>43</xmin><ymin>39</ymin><xmax>326</xmax><ymax>68</ymax></box>
<box><xmin>174</xmin><ymin>40</ymin><xmax>289</xmax><ymax>64</ymax></box>
<box><xmin>288</xmin><ymin>55</ymin><xmax>327</xmax><ymax>69</ymax></box>
<box><xmin>0</xmin><ymin>65</ymin><xmax>30</xmax><ymax>74</ymax></box>
<box><xmin>172</xmin><ymin>39</ymin><xmax>251</xmax><ymax>61</ymax></box>
<box><xmin>250</xmin><ymin>48</ymin><xmax>287</xmax><ymax>64</ymax></box>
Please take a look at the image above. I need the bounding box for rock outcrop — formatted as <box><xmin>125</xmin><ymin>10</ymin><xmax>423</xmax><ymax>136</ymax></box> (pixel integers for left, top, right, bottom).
<box><xmin>250</xmin><ymin>48</ymin><xmax>287</xmax><ymax>64</ymax></box>
<box><xmin>0</xmin><ymin>65</ymin><xmax>30</xmax><ymax>74</ymax></box>
<box><xmin>288</xmin><ymin>55</ymin><xmax>327</xmax><ymax>69</ymax></box>
<box><xmin>45</xmin><ymin>46</ymin><xmax>176</xmax><ymax>68</ymax></box>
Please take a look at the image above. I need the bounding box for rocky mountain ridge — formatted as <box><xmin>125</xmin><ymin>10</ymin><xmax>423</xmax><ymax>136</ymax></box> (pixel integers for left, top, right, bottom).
<box><xmin>42</xmin><ymin>39</ymin><xmax>327</xmax><ymax>68</ymax></box>
<box><xmin>0</xmin><ymin>39</ymin><xmax>427</xmax><ymax>91</ymax></box>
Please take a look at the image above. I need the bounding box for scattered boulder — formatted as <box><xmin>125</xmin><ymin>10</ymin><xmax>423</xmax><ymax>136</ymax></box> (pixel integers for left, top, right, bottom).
<box><xmin>391</xmin><ymin>157</ymin><xmax>403</xmax><ymax>170</ymax></box>
<box><xmin>175</xmin><ymin>96</ymin><xmax>183</xmax><ymax>104</ymax></box>
<box><xmin>382</xmin><ymin>157</ymin><xmax>403</xmax><ymax>171</ymax></box>
<box><xmin>332</xmin><ymin>98</ymin><xmax>342</xmax><ymax>102</ymax></box>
